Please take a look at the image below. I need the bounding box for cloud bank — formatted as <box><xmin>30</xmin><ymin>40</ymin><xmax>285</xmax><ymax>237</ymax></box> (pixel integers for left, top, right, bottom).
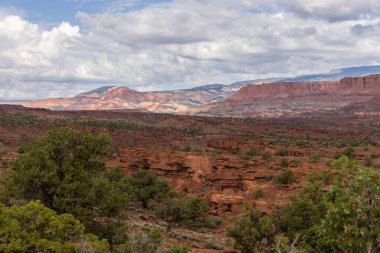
<box><xmin>1</xmin><ymin>0</ymin><xmax>380</xmax><ymax>99</ymax></box>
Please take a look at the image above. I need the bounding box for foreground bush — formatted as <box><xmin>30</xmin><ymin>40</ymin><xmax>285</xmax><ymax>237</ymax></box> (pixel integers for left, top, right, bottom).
<box><xmin>227</xmin><ymin>205</ymin><xmax>275</xmax><ymax>253</ymax></box>
<box><xmin>0</xmin><ymin>201</ymin><xmax>109</xmax><ymax>253</ymax></box>
<box><xmin>0</xmin><ymin>128</ymin><xmax>213</xmax><ymax>250</ymax></box>
<box><xmin>1</xmin><ymin>129</ymin><xmax>130</xmax><ymax>245</ymax></box>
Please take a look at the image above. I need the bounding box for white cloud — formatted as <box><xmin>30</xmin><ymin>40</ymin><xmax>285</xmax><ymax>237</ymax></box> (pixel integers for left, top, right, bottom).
<box><xmin>0</xmin><ymin>0</ymin><xmax>380</xmax><ymax>99</ymax></box>
<box><xmin>282</xmin><ymin>0</ymin><xmax>380</xmax><ymax>21</ymax></box>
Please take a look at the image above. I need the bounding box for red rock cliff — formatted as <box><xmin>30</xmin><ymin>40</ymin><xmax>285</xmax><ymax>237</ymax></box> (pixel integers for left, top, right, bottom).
<box><xmin>195</xmin><ymin>74</ymin><xmax>380</xmax><ymax>117</ymax></box>
<box><xmin>231</xmin><ymin>74</ymin><xmax>380</xmax><ymax>102</ymax></box>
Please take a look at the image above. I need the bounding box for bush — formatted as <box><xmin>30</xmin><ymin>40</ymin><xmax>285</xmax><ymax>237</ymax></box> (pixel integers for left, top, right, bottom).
<box><xmin>280</xmin><ymin>158</ymin><xmax>289</xmax><ymax>167</ymax></box>
<box><xmin>365</xmin><ymin>155</ymin><xmax>373</xmax><ymax>167</ymax></box>
<box><xmin>211</xmin><ymin>149</ymin><xmax>221</xmax><ymax>157</ymax></box>
<box><xmin>276</xmin><ymin>147</ymin><xmax>290</xmax><ymax>156</ymax></box>
<box><xmin>0</xmin><ymin>201</ymin><xmax>109</xmax><ymax>252</ymax></box>
<box><xmin>163</xmin><ymin>244</ymin><xmax>189</xmax><ymax>253</ymax></box>
<box><xmin>1</xmin><ymin>129</ymin><xmax>130</xmax><ymax>245</ymax></box>
<box><xmin>334</xmin><ymin>147</ymin><xmax>355</xmax><ymax>159</ymax></box>
<box><xmin>155</xmin><ymin>196</ymin><xmax>210</xmax><ymax>231</ymax></box>
<box><xmin>246</xmin><ymin>148</ymin><xmax>259</xmax><ymax>156</ymax></box>
<box><xmin>117</xmin><ymin>228</ymin><xmax>162</xmax><ymax>253</ymax></box>
<box><xmin>206</xmin><ymin>216</ymin><xmax>223</xmax><ymax>229</ymax></box>
<box><xmin>227</xmin><ymin>205</ymin><xmax>275</xmax><ymax>253</ymax></box>
<box><xmin>275</xmin><ymin>170</ymin><xmax>296</xmax><ymax>185</ymax></box>
<box><xmin>205</xmin><ymin>238</ymin><xmax>224</xmax><ymax>250</ymax></box>
<box><xmin>253</xmin><ymin>189</ymin><xmax>264</xmax><ymax>199</ymax></box>
<box><xmin>261</xmin><ymin>151</ymin><xmax>273</xmax><ymax>162</ymax></box>
<box><xmin>127</xmin><ymin>170</ymin><xmax>174</xmax><ymax>208</ymax></box>
<box><xmin>309</xmin><ymin>153</ymin><xmax>321</xmax><ymax>163</ymax></box>
<box><xmin>293</xmin><ymin>157</ymin><xmax>302</xmax><ymax>166</ymax></box>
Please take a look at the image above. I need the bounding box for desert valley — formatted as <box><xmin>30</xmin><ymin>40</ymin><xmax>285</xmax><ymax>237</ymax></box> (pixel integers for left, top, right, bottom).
<box><xmin>1</xmin><ymin>69</ymin><xmax>380</xmax><ymax>252</ymax></box>
<box><xmin>1</xmin><ymin>0</ymin><xmax>380</xmax><ymax>252</ymax></box>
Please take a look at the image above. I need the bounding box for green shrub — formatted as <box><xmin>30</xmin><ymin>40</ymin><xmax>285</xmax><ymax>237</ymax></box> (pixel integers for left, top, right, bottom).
<box><xmin>211</xmin><ymin>149</ymin><xmax>221</xmax><ymax>157</ymax></box>
<box><xmin>1</xmin><ymin>128</ymin><xmax>130</xmax><ymax>244</ymax></box>
<box><xmin>275</xmin><ymin>170</ymin><xmax>296</xmax><ymax>185</ymax></box>
<box><xmin>334</xmin><ymin>147</ymin><xmax>355</xmax><ymax>159</ymax></box>
<box><xmin>205</xmin><ymin>238</ymin><xmax>224</xmax><ymax>250</ymax></box>
<box><xmin>163</xmin><ymin>244</ymin><xmax>189</xmax><ymax>253</ymax></box>
<box><xmin>254</xmin><ymin>189</ymin><xmax>264</xmax><ymax>199</ymax></box>
<box><xmin>183</xmin><ymin>145</ymin><xmax>192</xmax><ymax>152</ymax></box>
<box><xmin>117</xmin><ymin>228</ymin><xmax>162</xmax><ymax>253</ymax></box>
<box><xmin>127</xmin><ymin>170</ymin><xmax>174</xmax><ymax>208</ymax></box>
<box><xmin>227</xmin><ymin>205</ymin><xmax>275</xmax><ymax>253</ymax></box>
<box><xmin>192</xmin><ymin>148</ymin><xmax>203</xmax><ymax>154</ymax></box>
<box><xmin>280</xmin><ymin>158</ymin><xmax>289</xmax><ymax>167</ymax></box>
<box><xmin>365</xmin><ymin>155</ymin><xmax>373</xmax><ymax>167</ymax></box>
<box><xmin>309</xmin><ymin>153</ymin><xmax>321</xmax><ymax>163</ymax></box>
<box><xmin>206</xmin><ymin>216</ymin><xmax>223</xmax><ymax>229</ymax></box>
<box><xmin>155</xmin><ymin>197</ymin><xmax>210</xmax><ymax>231</ymax></box>
<box><xmin>276</xmin><ymin>147</ymin><xmax>290</xmax><ymax>156</ymax></box>
<box><xmin>0</xmin><ymin>201</ymin><xmax>109</xmax><ymax>252</ymax></box>
<box><xmin>246</xmin><ymin>148</ymin><xmax>259</xmax><ymax>156</ymax></box>
<box><xmin>293</xmin><ymin>157</ymin><xmax>302</xmax><ymax>166</ymax></box>
<box><xmin>261</xmin><ymin>151</ymin><xmax>273</xmax><ymax>162</ymax></box>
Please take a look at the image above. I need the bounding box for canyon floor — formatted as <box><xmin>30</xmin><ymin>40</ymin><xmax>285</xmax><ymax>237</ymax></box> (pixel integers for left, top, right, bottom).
<box><xmin>1</xmin><ymin>107</ymin><xmax>380</xmax><ymax>251</ymax></box>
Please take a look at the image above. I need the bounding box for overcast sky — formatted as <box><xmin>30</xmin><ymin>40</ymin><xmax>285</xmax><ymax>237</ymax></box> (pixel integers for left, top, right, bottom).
<box><xmin>1</xmin><ymin>0</ymin><xmax>380</xmax><ymax>99</ymax></box>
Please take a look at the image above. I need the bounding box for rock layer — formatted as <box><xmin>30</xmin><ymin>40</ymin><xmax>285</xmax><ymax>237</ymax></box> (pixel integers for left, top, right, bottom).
<box><xmin>195</xmin><ymin>75</ymin><xmax>380</xmax><ymax>117</ymax></box>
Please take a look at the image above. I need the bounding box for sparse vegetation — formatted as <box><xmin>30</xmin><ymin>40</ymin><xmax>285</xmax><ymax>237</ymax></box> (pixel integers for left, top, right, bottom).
<box><xmin>280</xmin><ymin>158</ymin><xmax>289</xmax><ymax>167</ymax></box>
<box><xmin>275</xmin><ymin>170</ymin><xmax>296</xmax><ymax>185</ymax></box>
<box><xmin>0</xmin><ymin>107</ymin><xmax>380</xmax><ymax>252</ymax></box>
<box><xmin>205</xmin><ymin>237</ymin><xmax>224</xmax><ymax>250</ymax></box>
<box><xmin>276</xmin><ymin>147</ymin><xmax>290</xmax><ymax>157</ymax></box>
<box><xmin>206</xmin><ymin>216</ymin><xmax>223</xmax><ymax>229</ymax></box>
<box><xmin>309</xmin><ymin>152</ymin><xmax>321</xmax><ymax>163</ymax></box>
<box><xmin>261</xmin><ymin>151</ymin><xmax>273</xmax><ymax>162</ymax></box>
<box><xmin>228</xmin><ymin>156</ymin><xmax>380</xmax><ymax>253</ymax></box>
<box><xmin>163</xmin><ymin>244</ymin><xmax>190</xmax><ymax>253</ymax></box>
<box><xmin>253</xmin><ymin>189</ymin><xmax>264</xmax><ymax>199</ymax></box>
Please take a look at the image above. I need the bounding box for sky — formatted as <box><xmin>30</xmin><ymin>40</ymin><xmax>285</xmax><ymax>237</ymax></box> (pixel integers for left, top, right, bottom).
<box><xmin>1</xmin><ymin>0</ymin><xmax>380</xmax><ymax>99</ymax></box>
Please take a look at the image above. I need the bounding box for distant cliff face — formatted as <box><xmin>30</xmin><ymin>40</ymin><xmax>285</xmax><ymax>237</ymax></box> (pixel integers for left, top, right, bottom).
<box><xmin>232</xmin><ymin>75</ymin><xmax>380</xmax><ymax>101</ymax></box>
<box><xmin>194</xmin><ymin>75</ymin><xmax>380</xmax><ymax>117</ymax></box>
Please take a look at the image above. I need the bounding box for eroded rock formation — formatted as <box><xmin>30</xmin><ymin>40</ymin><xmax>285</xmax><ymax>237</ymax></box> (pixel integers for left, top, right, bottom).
<box><xmin>195</xmin><ymin>75</ymin><xmax>380</xmax><ymax>117</ymax></box>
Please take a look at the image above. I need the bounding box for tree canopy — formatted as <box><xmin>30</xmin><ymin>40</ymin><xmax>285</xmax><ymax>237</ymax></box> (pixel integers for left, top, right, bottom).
<box><xmin>1</xmin><ymin>128</ymin><xmax>130</xmax><ymax>245</ymax></box>
<box><xmin>0</xmin><ymin>200</ymin><xmax>109</xmax><ymax>253</ymax></box>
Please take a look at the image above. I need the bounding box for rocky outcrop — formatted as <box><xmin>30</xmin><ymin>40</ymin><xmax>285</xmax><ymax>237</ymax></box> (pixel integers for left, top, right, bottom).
<box><xmin>108</xmin><ymin>147</ymin><xmax>304</xmax><ymax>215</ymax></box>
<box><xmin>195</xmin><ymin>75</ymin><xmax>380</xmax><ymax>117</ymax></box>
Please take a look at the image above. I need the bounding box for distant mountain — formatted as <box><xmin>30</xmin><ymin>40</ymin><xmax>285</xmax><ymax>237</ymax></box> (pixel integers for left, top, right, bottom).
<box><xmin>194</xmin><ymin>75</ymin><xmax>380</xmax><ymax>117</ymax></box>
<box><xmin>1</xmin><ymin>65</ymin><xmax>380</xmax><ymax>115</ymax></box>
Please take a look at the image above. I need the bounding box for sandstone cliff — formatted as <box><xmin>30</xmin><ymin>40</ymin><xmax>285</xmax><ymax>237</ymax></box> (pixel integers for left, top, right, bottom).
<box><xmin>195</xmin><ymin>75</ymin><xmax>380</xmax><ymax>117</ymax></box>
